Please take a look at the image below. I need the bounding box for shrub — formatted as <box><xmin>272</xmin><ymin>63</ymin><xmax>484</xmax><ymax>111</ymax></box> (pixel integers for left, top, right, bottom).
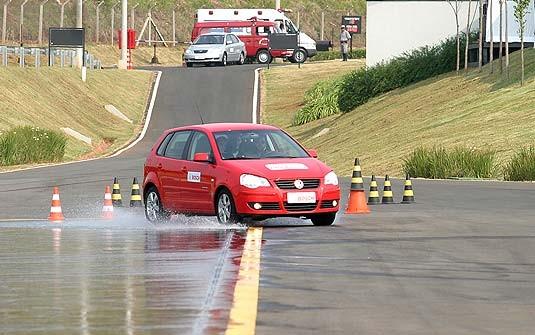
<box><xmin>503</xmin><ymin>146</ymin><xmax>535</xmax><ymax>181</ymax></box>
<box><xmin>338</xmin><ymin>35</ymin><xmax>470</xmax><ymax>113</ymax></box>
<box><xmin>309</xmin><ymin>49</ymin><xmax>366</xmax><ymax>62</ymax></box>
<box><xmin>0</xmin><ymin>126</ymin><xmax>66</xmax><ymax>166</ymax></box>
<box><xmin>293</xmin><ymin>76</ymin><xmax>345</xmax><ymax>125</ymax></box>
<box><xmin>402</xmin><ymin>146</ymin><xmax>497</xmax><ymax>179</ymax></box>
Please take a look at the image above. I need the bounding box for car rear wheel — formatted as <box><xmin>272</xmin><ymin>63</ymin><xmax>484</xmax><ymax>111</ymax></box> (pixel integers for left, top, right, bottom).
<box><xmin>256</xmin><ymin>50</ymin><xmax>271</xmax><ymax>64</ymax></box>
<box><xmin>220</xmin><ymin>53</ymin><xmax>228</xmax><ymax>67</ymax></box>
<box><xmin>238</xmin><ymin>52</ymin><xmax>245</xmax><ymax>65</ymax></box>
<box><xmin>310</xmin><ymin>213</ymin><xmax>336</xmax><ymax>226</ymax></box>
<box><xmin>216</xmin><ymin>190</ymin><xmax>240</xmax><ymax>224</ymax></box>
<box><xmin>145</xmin><ymin>187</ymin><xmax>170</xmax><ymax>223</ymax></box>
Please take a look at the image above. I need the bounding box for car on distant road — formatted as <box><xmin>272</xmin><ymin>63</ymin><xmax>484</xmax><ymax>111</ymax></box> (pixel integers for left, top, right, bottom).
<box><xmin>184</xmin><ymin>32</ymin><xmax>246</xmax><ymax>67</ymax></box>
<box><xmin>143</xmin><ymin>123</ymin><xmax>340</xmax><ymax>225</ymax></box>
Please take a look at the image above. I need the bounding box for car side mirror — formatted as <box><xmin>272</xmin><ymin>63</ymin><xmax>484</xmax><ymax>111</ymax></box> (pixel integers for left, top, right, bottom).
<box><xmin>308</xmin><ymin>149</ymin><xmax>318</xmax><ymax>158</ymax></box>
<box><xmin>194</xmin><ymin>152</ymin><xmax>211</xmax><ymax>163</ymax></box>
<box><xmin>226</xmin><ymin>40</ymin><xmax>232</xmax><ymax>45</ymax></box>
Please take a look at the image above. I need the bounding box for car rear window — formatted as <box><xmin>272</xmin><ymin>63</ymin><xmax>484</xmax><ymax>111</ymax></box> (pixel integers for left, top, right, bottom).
<box><xmin>156</xmin><ymin>133</ymin><xmax>173</xmax><ymax>156</ymax></box>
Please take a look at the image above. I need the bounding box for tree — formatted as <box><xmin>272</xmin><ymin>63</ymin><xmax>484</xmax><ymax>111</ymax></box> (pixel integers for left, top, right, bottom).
<box><xmin>447</xmin><ymin>0</ymin><xmax>461</xmax><ymax>72</ymax></box>
<box><xmin>512</xmin><ymin>0</ymin><xmax>531</xmax><ymax>85</ymax></box>
<box><xmin>489</xmin><ymin>0</ymin><xmax>494</xmax><ymax>73</ymax></box>
<box><xmin>478</xmin><ymin>0</ymin><xmax>484</xmax><ymax>71</ymax></box>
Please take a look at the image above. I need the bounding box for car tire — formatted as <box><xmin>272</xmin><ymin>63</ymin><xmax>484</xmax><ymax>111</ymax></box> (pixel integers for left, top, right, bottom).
<box><xmin>144</xmin><ymin>186</ymin><xmax>170</xmax><ymax>223</ymax></box>
<box><xmin>256</xmin><ymin>50</ymin><xmax>271</xmax><ymax>64</ymax></box>
<box><xmin>292</xmin><ymin>48</ymin><xmax>308</xmax><ymax>63</ymax></box>
<box><xmin>238</xmin><ymin>52</ymin><xmax>245</xmax><ymax>65</ymax></box>
<box><xmin>310</xmin><ymin>213</ymin><xmax>336</xmax><ymax>226</ymax></box>
<box><xmin>216</xmin><ymin>189</ymin><xmax>240</xmax><ymax>224</ymax></box>
<box><xmin>220</xmin><ymin>53</ymin><xmax>228</xmax><ymax>67</ymax></box>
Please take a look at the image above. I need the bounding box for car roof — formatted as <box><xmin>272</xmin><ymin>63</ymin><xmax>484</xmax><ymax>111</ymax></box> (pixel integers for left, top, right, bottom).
<box><xmin>199</xmin><ymin>32</ymin><xmax>232</xmax><ymax>36</ymax></box>
<box><xmin>195</xmin><ymin>20</ymin><xmax>275</xmax><ymax>28</ymax></box>
<box><xmin>166</xmin><ymin>123</ymin><xmax>279</xmax><ymax>133</ymax></box>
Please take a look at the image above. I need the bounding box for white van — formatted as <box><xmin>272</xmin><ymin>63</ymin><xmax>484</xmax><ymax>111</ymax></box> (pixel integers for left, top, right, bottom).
<box><xmin>197</xmin><ymin>8</ymin><xmax>317</xmax><ymax>62</ymax></box>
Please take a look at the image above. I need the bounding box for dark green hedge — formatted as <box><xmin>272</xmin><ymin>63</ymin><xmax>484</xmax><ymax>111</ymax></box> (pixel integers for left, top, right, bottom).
<box><xmin>338</xmin><ymin>35</ymin><xmax>468</xmax><ymax>113</ymax></box>
<box><xmin>309</xmin><ymin>49</ymin><xmax>366</xmax><ymax>62</ymax></box>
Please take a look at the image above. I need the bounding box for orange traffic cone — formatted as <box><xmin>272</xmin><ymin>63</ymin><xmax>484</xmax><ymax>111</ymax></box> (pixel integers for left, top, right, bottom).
<box><xmin>101</xmin><ymin>185</ymin><xmax>114</xmax><ymax>220</ymax></box>
<box><xmin>345</xmin><ymin>158</ymin><xmax>370</xmax><ymax>214</ymax></box>
<box><xmin>48</xmin><ymin>187</ymin><xmax>65</xmax><ymax>223</ymax></box>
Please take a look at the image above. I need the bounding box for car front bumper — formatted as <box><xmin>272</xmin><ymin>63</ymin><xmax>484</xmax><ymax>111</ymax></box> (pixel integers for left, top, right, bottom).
<box><xmin>232</xmin><ymin>185</ymin><xmax>340</xmax><ymax>217</ymax></box>
<box><xmin>184</xmin><ymin>54</ymin><xmax>223</xmax><ymax>63</ymax></box>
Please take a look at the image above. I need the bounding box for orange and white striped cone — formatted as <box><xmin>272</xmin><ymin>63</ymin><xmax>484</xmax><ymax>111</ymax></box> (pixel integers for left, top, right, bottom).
<box><xmin>48</xmin><ymin>187</ymin><xmax>65</xmax><ymax>223</ymax></box>
<box><xmin>101</xmin><ymin>185</ymin><xmax>114</xmax><ymax>220</ymax></box>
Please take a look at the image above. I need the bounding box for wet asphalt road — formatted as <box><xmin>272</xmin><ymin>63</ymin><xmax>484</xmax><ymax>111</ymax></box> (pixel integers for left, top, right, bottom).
<box><xmin>1</xmin><ymin>64</ymin><xmax>535</xmax><ymax>334</ymax></box>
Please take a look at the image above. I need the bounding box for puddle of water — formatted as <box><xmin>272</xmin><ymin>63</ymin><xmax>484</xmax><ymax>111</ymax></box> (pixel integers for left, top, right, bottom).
<box><xmin>0</xmin><ymin>218</ymin><xmax>247</xmax><ymax>334</ymax></box>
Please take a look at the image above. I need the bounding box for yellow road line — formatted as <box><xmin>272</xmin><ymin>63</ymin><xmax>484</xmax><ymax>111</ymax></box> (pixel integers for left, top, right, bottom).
<box><xmin>225</xmin><ymin>227</ymin><xmax>263</xmax><ymax>335</ymax></box>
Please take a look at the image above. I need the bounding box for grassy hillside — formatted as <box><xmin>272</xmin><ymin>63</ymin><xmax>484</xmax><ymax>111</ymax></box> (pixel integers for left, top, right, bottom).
<box><xmin>87</xmin><ymin>45</ymin><xmax>185</xmax><ymax>67</ymax></box>
<box><xmin>263</xmin><ymin>49</ymin><xmax>535</xmax><ymax>177</ymax></box>
<box><xmin>4</xmin><ymin>0</ymin><xmax>365</xmax><ymax>47</ymax></box>
<box><xmin>0</xmin><ymin>67</ymin><xmax>153</xmax><ymax>167</ymax></box>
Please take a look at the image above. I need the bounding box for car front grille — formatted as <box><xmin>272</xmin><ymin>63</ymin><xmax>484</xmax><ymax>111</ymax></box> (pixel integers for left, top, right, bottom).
<box><xmin>193</xmin><ymin>50</ymin><xmax>208</xmax><ymax>54</ymax></box>
<box><xmin>248</xmin><ymin>202</ymin><xmax>281</xmax><ymax>210</ymax></box>
<box><xmin>283</xmin><ymin>202</ymin><xmax>318</xmax><ymax>212</ymax></box>
<box><xmin>275</xmin><ymin>179</ymin><xmax>320</xmax><ymax>190</ymax></box>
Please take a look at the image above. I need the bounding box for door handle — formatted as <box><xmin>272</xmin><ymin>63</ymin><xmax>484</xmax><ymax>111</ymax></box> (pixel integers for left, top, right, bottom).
<box><xmin>157</xmin><ymin>163</ymin><xmax>163</xmax><ymax>169</ymax></box>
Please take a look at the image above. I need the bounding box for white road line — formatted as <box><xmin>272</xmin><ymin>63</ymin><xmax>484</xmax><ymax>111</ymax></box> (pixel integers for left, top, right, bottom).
<box><xmin>0</xmin><ymin>70</ymin><xmax>163</xmax><ymax>175</ymax></box>
<box><xmin>252</xmin><ymin>68</ymin><xmax>261</xmax><ymax>124</ymax></box>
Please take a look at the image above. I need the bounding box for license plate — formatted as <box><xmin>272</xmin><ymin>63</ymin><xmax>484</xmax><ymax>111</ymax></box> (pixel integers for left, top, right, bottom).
<box><xmin>194</xmin><ymin>55</ymin><xmax>205</xmax><ymax>60</ymax></box>
<box><xmin>287</xmin><ymin>192</ymin><xmax>316</xmax><ymax>204</ymax></box>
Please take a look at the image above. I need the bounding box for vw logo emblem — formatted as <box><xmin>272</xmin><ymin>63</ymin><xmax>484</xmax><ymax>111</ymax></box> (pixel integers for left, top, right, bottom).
<box><xmin>294</xmin><ymin>179</ymin><xmax>304</xmax><ymax>189</ymax></box>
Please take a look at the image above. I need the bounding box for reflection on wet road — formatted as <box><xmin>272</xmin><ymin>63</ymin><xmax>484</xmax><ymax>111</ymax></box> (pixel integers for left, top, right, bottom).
<box><xmin>0</xmin><ymin>219</ymin><xmax>247</xmax><ymax>334</ymax></box>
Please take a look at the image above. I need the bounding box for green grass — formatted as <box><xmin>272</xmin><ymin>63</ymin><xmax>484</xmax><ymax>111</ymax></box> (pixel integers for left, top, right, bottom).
<box><xmin>0</xmin><ymin>126</ymin><xmax>66</xmax><ymax>166</ymax></box>
<box><xmin>504</xmin><ymin>146</ymin><xmax>535</xmax><ymax>181</ymax></box>
<box><xmin>263</xmin><ymin>48</ymin><xmax>535</xmax><ymax>177</ymax></box>
<box><xmin>402</xmin><ymin>146</ymin><xmax>497</xmax><ymax>179</ymax></box>
<box><xmin>0</xmin><ymin>67</ymin><xmax>153</xmax><ymax>168</ymax></box>
<box><xmin>87</xmin><ymin>45</ymin><xmax>185</xmax><ymax>67</ymax></box>
<box><xmin>310</xmin><ymin>50</ymin><xmax>366</xmax><ymax>62</ymax></box>
<box><xmin>293</xmin><ymin>76</ymin><xmax>345</xmax><ymax>125</ymax></box>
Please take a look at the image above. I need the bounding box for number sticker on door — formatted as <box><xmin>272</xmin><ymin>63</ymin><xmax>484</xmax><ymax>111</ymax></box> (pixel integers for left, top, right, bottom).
<box><xmin>187</xmin><ymin>171</ymin><xmax>201</xmax><ymax>183</ymax></box>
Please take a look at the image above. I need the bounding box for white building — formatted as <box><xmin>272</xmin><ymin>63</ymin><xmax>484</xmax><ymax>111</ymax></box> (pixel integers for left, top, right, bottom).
<box><xmin>366</xmin><ymin>0</ymin><xmax>535</xmax><ymax>67</ymax></box>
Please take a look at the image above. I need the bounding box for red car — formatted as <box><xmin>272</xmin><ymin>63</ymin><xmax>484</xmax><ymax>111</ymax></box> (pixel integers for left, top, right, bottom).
<box><xmin>143</xmin><ymin>123</ymin><xmax>340</xmax><ymax>225</ymax></box>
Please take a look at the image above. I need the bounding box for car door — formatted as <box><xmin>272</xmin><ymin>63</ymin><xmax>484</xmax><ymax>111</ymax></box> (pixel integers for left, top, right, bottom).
<box><xmin>230</xmin><ymin>34</ymin><xmax>244</xmax><ymax>59</ymax></box>
<box><xmin>225</xmin><ymin>34</ymin><xmax>238</xmax><ymax>61</ymax></box>
<box><xmin>180</xmin><ymin>131</ymin><xmax>216</xmax><ymax>214</ymax></box>
<box><xmin>158</xmin><ymin>130</ymin><xmax>192</xmax><ymax>212</ymax></box>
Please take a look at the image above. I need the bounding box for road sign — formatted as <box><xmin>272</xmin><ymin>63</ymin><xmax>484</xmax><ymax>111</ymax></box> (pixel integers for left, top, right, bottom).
<box><xmin>342</xmin><ymin>16</ymin><xmax>362</xmax><ymax>35</ymax></box>
<box><xmin>48</xmin><ymin>27</ymin><xmax>85</xmax><ymax>67</ymax></box>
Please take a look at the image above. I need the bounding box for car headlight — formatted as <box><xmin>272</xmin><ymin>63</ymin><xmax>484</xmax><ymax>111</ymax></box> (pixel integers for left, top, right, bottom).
<box><xmin>324</xmin><ymin>171</ymin><xmax>338</xmax><ymax>186</ymax></box>
<box><xmin>240</xmin><ymin>174</ymin><xmax>270</xmax><ymax>189</ymax></box>
<box><xmin>185</xmin><ymin>49</ymin><xmax>193</xmax><ymax>54</ymax></box>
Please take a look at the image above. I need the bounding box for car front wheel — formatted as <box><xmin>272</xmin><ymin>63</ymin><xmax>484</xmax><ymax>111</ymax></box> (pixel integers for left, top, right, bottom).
<box><xmin>310</xmin><ymin>213</ymin><xmax>336</xmax><ymax>226</ymax></box>
<box><xmin>256</xmin><ymin>50</ymin><xmax>271</xmax><ymax>64</ymax></box>
<box><xmin>220</xmin><ymin>53</ymin><xmax>228</xmax><ymax>67</ymax></box>
<box><xmin>216</xmin><ymin>190</ymin><xmax>240</xmax><ymax>224</ymax></box>
<box><xmin>145</xmin><ymin>187</ymin><xmax>170</xmax><ymax>223</ymax></box>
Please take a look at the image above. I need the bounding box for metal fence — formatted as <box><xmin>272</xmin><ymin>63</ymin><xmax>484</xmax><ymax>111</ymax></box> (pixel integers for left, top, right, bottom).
<box><xmin>0</xmin><ymin>45</ymin><xmax>101</xmax><ymax>68</ymax></box>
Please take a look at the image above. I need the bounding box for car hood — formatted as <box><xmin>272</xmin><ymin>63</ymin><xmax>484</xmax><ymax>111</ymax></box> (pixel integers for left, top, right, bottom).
<box><xmin>223</xmin><ymin>158</ymin><xmax>332</xmax><ymax>180</ymax></box>
<box><xmin>188</xmin><ymin>44</ymin><xmax>224</xmax><ymax>51</ymax></box>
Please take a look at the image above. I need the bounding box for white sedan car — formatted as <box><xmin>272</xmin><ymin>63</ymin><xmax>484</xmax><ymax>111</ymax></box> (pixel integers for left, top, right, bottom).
<box><xmin>184</xmin><ymin>32</ymin><xmax>246</xmax><ymax>67</ymax></box>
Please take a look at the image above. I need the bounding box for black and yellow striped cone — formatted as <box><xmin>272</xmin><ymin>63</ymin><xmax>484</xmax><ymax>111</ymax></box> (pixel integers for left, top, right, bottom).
<box><xmin>381</xmin><ymin>175</ymin><xmax>394</xmax><ymax>204</ymax></box>
<box><xmin>129</xmin><ymin>177</ymin><xmax>142</xmax><ymax>207</ymax></box>
<box><xmin>112</xmin><ymin>177</ymin><xmax>123</xmax><ymax>207</ymax></box>
<box><xmin>401</xmin><ymin>174</ymin><xmax>415</xmax><ymax>204</ymax></box>
<box><xmin>368</xmin><ymin>175</ymin><xmax>380</xmax><ymax>205</ymax></box>
<box><xmin>350</xmin><ymin>158</ymin><xmax>364</xmax><ymax>191</ymax></box>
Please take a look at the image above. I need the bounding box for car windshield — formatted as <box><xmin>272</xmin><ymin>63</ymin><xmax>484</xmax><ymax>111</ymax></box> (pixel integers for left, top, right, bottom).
<box><xmin>214</xmin><ymin>129</ymin><xmax>309</xmax><ymax>160</ymax></box>
<box><xmin>194</xmin><ymin>35</ymin><xmax>225</xmax><ymax>45</ymax></box>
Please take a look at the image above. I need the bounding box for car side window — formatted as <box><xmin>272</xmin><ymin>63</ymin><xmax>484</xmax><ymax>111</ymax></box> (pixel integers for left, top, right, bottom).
<box><xmin>230</xmin><ymin>35</ymin><xmax>240</xmax><ymax>44</ymax></box>
<box><xmin>163</xmin><ymin>131</ymin><xmax>191</xmax><ymax>160</ymax></box>
<box><xmin>226</xmin><ymin>35</ymin><xmax>233</xmax><ymax>44</ymax></box>
<box><xmin>187</xmin><ymin>132</ymin><xmax>213</xmax><ymax>161</ymax></box>
<box><xmin>156</xmin><ymin>133</ymin><xmax>173</xmax><ymax>156</ymax></box>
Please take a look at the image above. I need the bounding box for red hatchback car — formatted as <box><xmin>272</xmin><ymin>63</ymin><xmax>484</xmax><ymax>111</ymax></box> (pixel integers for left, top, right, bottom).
<box><xmin>143</xmin><ymin>123</ymin><xmax>340</xmax><ymax>225</ymax></box>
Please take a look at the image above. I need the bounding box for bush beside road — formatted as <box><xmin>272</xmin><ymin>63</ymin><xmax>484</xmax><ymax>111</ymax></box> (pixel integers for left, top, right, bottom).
<box><xmin>262</xmin><ymin>49</ymin><xmax>535</xmax><ymax>178</ymax></box>
<box><xmin>0</xmin><ymin>67</ymin><xmax>153</xmax><ymax>170</ymax></box>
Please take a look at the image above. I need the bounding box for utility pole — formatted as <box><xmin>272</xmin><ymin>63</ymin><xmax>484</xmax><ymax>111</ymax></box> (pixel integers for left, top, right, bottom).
<box><xmin>96</xmin><ymin>1</ymin><xmax>103</xmax><ymax>43</ymax></box>
<box><xmin>321</xmin><ymin>12</ymin><xmax>324</xmax><ymax>40</ymax></box>
<box><xmin>118</xmin><ymin>0</ymin><xmax>127</xmax><ymax>69</ymax></box>
<box><xmin>131</xmin><ymin>3</ymin><xmax>138</xmax><ymax>29</ymax></box>
<box><xmin>38</xmin><ymin>0</ymin><xmax>49</xmax><ymax>45</ymax></box>
<box><xmin>275</xmin><ymin>0</ymin><xmax>280</xmax><ymax>10</ymax></box>
<box><xmin>172</xmin><ymin>4</ymin><xmax>176</xmax><ymax>46</ymax></box>
<box><xmin>19</xmin><ymin>0</ymin><xmax>29</xmax><ymax>45</ymax></box>
<box><xmin>76</xmin><ymin>0</ymin><xmax>82</xmax><ymax>68</ymax></box>
<box><xmin>111</xmin><ymin>1</ymin><xmax>119</xmax><ymax>46</ymax></box>
<box><xmin>2</xmin><ymin>0</ymin><xmax>13</xmax><ymax>44</ymax></box>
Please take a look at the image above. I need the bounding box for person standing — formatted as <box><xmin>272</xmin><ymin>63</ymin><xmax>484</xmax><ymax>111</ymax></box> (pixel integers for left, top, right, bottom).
<box><xmin>340</xmin><ymin>25</ymin><xmax>351</xmax><ymax>61</ymax></box>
